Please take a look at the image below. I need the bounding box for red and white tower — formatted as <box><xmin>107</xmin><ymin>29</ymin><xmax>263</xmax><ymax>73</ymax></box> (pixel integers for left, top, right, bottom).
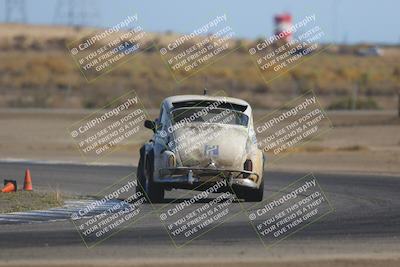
<box><xmin>274</xmin><ymin>13</ymin><xmax>293</xmax><ymax>42</ymax></box>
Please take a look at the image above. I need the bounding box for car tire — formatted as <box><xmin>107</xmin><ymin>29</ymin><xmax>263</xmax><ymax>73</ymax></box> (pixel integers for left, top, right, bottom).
<box><xmin>235</xmin><ymin>177</ymin><xmax>264</xmax><ymax>202</ymax></box>
<box><xmin>136</xmin><ymin>146</ymin><xmax>147</xmax><ymax>197</ymax></box>
<box><xmin>143</xmin><ymin>149</ymin><xmax>164</xmax><ymax>203</ymax></box>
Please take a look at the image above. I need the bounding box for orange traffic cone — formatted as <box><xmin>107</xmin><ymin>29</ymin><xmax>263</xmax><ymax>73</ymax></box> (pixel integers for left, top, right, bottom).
<box><xmin>23</xmin><ymin>169</ymin><xmax>33</xmax><ymax>191</ymax></box>
<box><xmin>1</xmin><ymin>180</ymin><xmax>17</xmax><ymax>193</ymax></box>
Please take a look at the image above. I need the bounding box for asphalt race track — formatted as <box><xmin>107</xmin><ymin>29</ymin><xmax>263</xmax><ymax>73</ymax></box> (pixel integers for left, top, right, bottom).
<box><xmin>0</xmin><ymin>161</ymin><xmax>399</xmax><ymax>263</ymax></box>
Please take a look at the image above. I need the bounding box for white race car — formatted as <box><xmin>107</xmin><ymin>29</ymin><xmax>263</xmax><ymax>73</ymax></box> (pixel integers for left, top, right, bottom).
<box><xmin>137</xmin><ymin>94</ymin><xmax>265</xmax><ymax>202</ymax></box>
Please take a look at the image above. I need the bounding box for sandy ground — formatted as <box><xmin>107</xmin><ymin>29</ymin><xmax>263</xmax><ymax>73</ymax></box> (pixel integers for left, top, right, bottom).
<box><xmin>0</xmin><ymin>109</ymin><xmax>399</xmax><ymax>175</ymax></box>
<box><xmin>0</xmin><ymin>257</ymin><xmax>399</xmax><ymax>267</ymax></box>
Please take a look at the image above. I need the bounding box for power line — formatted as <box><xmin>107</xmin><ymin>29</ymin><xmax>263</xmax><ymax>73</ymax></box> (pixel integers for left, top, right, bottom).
<box><xmin>5</xmin><ymin>0</ymin><xmax>27</xmax><ymax>23</ymax></box>
<box><xmin>53</xmin><ymin>0</ymin><xmax>100</xmax><ymax>27</ymax></box>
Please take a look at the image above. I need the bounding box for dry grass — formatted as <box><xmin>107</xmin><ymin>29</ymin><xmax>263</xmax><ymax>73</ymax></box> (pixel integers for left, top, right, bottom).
<box><xmin>280</xmin><ymin>144</ymin><xmax>369</xmax><ymax>153</ymax></box>
<box><xmin>0</xmin><ymin>24</ymin><xmax>399</xmax><ymax>110</ymax></box>
<box><xmin>337</xmin><ymin>145</ymin><xmax>369</xmax><ymax>151</ymax></box>
<box><xmin>0</xmin><ymin>190</ymin><xmax>64</xmax><ymax>213</ymax></box>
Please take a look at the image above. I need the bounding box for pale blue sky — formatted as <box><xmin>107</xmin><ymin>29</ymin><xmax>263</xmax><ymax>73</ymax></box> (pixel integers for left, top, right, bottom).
<box><xmin>1</xmin><ymin>0</ymin><xmax>399</xmax><ymax>44</ymax></box>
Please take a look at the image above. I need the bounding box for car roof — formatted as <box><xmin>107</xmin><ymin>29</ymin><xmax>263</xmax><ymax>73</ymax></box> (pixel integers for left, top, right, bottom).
<box><xmin>163</xmin><ymin>95</ymin><xmax>251</xmax><ymax>111</ymax></box>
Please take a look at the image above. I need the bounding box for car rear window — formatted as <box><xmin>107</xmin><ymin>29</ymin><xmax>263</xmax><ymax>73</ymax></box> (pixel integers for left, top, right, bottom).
<box><xmin>172</xmin><ymin>100</ymin><xmax>248</xmax><ymax>112</ymax></box>
<box><xmin>171</xmin><ymin>107</ymin><xmax>248</xmax><ymax>127</ymax></box>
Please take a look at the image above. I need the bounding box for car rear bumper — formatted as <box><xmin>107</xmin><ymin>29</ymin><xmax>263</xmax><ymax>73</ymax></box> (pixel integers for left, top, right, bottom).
<box><xmin>157</xmin><ymin>167</ymin><xmax>259</xmax><ymax>189</ymax></box>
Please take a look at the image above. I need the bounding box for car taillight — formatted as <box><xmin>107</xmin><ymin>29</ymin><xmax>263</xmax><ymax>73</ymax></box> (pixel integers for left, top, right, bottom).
<box><xmin>168</xmin><ymin>154</ymin><xmax>176</xmax><ymax>168</ymax></box>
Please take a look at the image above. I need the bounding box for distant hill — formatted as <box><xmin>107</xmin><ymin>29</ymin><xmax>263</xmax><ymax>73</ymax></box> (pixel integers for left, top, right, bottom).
<box><xmin>0</xmin><ymin>23</ymin><xmax>399</xmax><ymax>110</ymax></box>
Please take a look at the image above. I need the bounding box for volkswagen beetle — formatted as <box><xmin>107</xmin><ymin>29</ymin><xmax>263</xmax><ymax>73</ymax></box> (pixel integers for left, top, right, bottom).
<box><xmin>137</xmin><ymin>94</ymin><xmax>265</xmax><ymax>202</ymax></box>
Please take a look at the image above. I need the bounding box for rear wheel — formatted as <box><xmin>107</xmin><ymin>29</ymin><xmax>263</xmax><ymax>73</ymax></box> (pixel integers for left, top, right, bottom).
<box><xmin>136</xmin><ymin>146</ymin><xmax>147</xmax><ymax>196</ymax></box>
<box><xmin>234</xmin><ymin>177</ymin><xmax>264</xmax><ymax>202</ymax></box>
<box><xmin>139</xmin><ymin>149</ymin><xmax>164</xmax><ymax>203</ymax></box>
